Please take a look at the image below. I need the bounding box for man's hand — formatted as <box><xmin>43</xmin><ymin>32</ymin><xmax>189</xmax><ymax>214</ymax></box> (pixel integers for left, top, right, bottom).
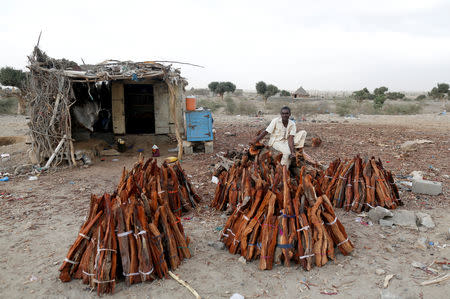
<box><xmin>289</xmin><ymin>153</ymin><xmax>296</xmax><ymax>159</ymax></box>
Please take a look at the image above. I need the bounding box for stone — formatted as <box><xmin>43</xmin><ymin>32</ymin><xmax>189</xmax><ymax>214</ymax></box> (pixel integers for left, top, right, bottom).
<box><xmin>415</xmin><ymin>236</ymin><xmax>427</xmax><ymax>250</ymax></box>
<box><xmin>391</xmin><ymin>210</ymin><xmax>418</xmax><ymax>230</ymax></box>
<box><xmin>400</xmin><ymin>139</ymin><xmax>433</xmax><ymax>152</ymax></box>
<box><xmin>208</xmin><ymin>241</ymin><xmax>225</xmax><ymax>251</ymax></box>
<box><xmin>380</xmin><ymin>290</ymin><xmax>400</xmax><ymax>299</ymax></box>
<box><xmin>412</xmin><ymin>179</ymin><xmax>442</xmax><ymax>196</ymax></box>
<box><xmin>368</xmin><ymin>206</ymin><xmax>393</xmax><ymax>223</ymax></box>
<box><xmin>376</xmin><ymin>268</ymin><xmax>386</xmax><ymax>275</ymax></box>
<box><xmin>238</xmin><ymin>256</ymin><xmax>246</xmax><ymax>264</ymax></box>
<box><xmin>380</xmin><ymin>219</ymin><xmax>394</xmax><ymax>227</ymax></box>
<box><xmin>416</xmin><ymin>212</ymin><xmax>435</xmax><ymax>229</ymax></box>
<box><xmin>385</xmin><ymin>245</ymin><xmax>396</xmax><ymax>253</ymax></box>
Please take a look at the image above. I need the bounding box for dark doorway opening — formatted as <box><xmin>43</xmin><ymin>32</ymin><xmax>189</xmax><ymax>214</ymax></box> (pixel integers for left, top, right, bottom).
<box><xmin>124</xmin><ymin>84</ymin><xmax>155</xmax><ymax>134</ymax></box>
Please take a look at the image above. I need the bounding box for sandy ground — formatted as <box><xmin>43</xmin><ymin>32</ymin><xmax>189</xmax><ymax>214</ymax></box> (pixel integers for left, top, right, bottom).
<box><xmin>0</xmin><ymin>113</ymin><xmax>449</xmax><ymax>299</ymax></box>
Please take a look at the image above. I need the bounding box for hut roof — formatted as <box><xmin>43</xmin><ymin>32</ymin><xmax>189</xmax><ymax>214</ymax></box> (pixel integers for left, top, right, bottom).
<box><xmin>294</xmin><ymin>86</ymin><xmax>309</xmax><ymax>96</ymax></box>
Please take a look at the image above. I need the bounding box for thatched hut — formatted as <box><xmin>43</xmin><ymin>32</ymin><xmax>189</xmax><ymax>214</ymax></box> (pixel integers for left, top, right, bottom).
<box><xmin>292</xmin><ymin>86</ymin><xmax>309</xmax><ymax>99</ymax></box>
<box><xmin>27</xmin><ymin>47</ymin><xmax>186</xmax><ymax>166</ymax></box>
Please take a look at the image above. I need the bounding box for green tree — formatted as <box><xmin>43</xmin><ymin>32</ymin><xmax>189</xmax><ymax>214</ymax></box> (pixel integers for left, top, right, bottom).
<box><xmin>373</xmin><ymin>94</ymin><xmax>386</xmax><ymax>110</ymax></box>
<box><xmin>208</xmin><ymin>82</ymin><xmax>219</xmax><ymax>95</ymax></box>
<box><xmin>256</xmin><ymin>81</ymin><xmax>279</xmax><ymax>105</ymax></box>
<box><xmin>386</xmin><ymin>92</ymin><xmax>405</xmax><ymax>100</ymax></box>
<box><xmin>0</xmin><ymin>67</ymin><xmax>26</xmax><ymax>89</ymax></box>
<box><xmin>429</xmin><ymin>83</ymin><xmax>449</xmax><ymax>99</ymax></box>
<box><xmin>352</xmin><ymin>87</ymin><xmax>372</xmax><ymax>103</ymax></box>
<box><xmin>374</xmin><ymin>86</ymin><xmax>388</xmax><ymax>95</ymax></box>
<box><xmin>280</xmin><ymin>90</ymin><xmax>291</xmax><ymax>97</ymax></box>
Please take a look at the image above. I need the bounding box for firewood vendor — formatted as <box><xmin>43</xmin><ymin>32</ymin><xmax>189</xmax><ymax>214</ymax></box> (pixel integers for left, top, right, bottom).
<box><xmin>252</xmin><ymin>106</ymin><xmax>307</xmax><ymax>166</ymax></box>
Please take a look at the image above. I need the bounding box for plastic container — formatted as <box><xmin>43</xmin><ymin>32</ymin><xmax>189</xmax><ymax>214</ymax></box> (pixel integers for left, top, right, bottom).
<box><xmin>186</xmin><ymin>96</ymin><xmax>196</xmax><ymax>111</ymax></box>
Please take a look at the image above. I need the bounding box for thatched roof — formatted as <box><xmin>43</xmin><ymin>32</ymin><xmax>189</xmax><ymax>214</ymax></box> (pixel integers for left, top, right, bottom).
<box><xmin>293</xmin><ymin>86</ymin><xmax>309</xmax><ymax>96</ymax></box>
<box><xmin>28</xmin><ymin>47</ymin><xmax>187</xmax><ymax>85</ymax></box>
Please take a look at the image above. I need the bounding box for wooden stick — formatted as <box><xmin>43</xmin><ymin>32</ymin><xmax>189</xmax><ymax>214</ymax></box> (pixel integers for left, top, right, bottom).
<box><xmin>168</xmin><ymin>271</ymin><xmax>201</xmax><ymax>299</ymax></box>
<box><xmin>421</xmin><ymin>274</ymin><xmax>449</xmax><ymax>286</ymax></box>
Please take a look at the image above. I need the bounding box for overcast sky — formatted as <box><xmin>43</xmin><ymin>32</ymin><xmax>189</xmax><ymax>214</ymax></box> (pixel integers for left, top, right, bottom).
<box><xmin>1</xmin><ymin>0</ymin><xmax>449</xmax><ymax>91</ymax></box>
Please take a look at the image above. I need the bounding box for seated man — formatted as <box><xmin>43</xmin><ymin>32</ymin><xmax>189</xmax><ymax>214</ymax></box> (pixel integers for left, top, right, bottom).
<box><xmin>252</xmin><ymin>106</ymin><xmax>306</xmax><ymax>166</ymax></box>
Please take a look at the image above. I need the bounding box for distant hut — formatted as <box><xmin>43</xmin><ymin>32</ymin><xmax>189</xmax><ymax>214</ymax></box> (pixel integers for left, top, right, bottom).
<box><xmin>292</xmin><ymin>86</ymin><xmax>309</xmax><ymax>99</ymax></box>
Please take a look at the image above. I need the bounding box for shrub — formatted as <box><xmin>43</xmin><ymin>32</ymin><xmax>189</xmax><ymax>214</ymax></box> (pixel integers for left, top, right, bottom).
<box><xmin>383</xmin><ymin>102</ymin><xmax>422</xmax><ymax>115</ymax></box>
<box><xmin>225</xmin><ymin>97</ymin><xmax>237</xmax><ymax>114</ymax></box>
<box><xmin>0</xmin><ymin>96</ymin><xmax>18</xmax><ymax>114</ymax></box>
<box><xmin>238</xmin><ymin>100</ymin><xmax>257</xmax><ymax>115</ymax></box>
<box><xmin>415</xmin><ymin>94</ymin><xmax>426</xmax><ymax>101</ymax></box>
<box><xmin>335</xmin><ymin>98</ymin><xmax>356</xmax><ymax>116</ymax></box>
<box><xmin>196</xmin><ymin>98</ymin><xmax>224</xmax><ymax>112</ymax></box>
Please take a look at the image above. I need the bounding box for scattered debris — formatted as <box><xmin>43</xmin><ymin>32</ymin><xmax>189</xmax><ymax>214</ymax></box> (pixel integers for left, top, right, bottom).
<box><xmin>416</xmin><ymin>212</ymin><xmax>435</xmax><ymax>229</ymax></box>
<box><xmin>376</xmin><ymin>269</ymin><xmax>386</xmax><ymax>276</ymax></box>
<box><xmin>415</xmin><ymin>237</ymin><xmax>428</xmax><ymax>250</ymax></box>
<box><xmin>312</xmin><ymin>137</ymin><xmax>322</xmax><ymax>147</ymax></box>
<box><xmin>420</xmin><ymin>274</ymin><xmax>449</xmax><ymax>286</ymax></box>
<box><xmin>383</xmin><ymin>274</ymin><xmax>394</xmax><ymax>288</ymax></box>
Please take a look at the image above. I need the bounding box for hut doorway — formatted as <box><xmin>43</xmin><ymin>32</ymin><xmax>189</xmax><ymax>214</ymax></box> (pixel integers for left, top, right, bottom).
<box><xmin>124</xmin><ymin>84</ymin><xmax>155</xmax><ymax>134</ymax></box>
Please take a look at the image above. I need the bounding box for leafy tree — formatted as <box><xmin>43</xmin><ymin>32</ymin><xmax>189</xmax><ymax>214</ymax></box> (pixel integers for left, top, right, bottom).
<box><xmin>415</xmin><ymin>95</ymin><xmax>426</xmax><ymax>101</ymax></box>
<box><xmin>428</xmin><ymin>83</ymin><xmax>449</xmax><ymax>99</ymax></box>
<box><xmin>373</xmin><ymin>94</ymin><xmax>386</xmax><ymax>110</ymax></box>
<box><xmin>256</xmin><ymin>81</ymin><xmax>279</xmax><ymax>105</ymax></box>
<box><xmin>208</xmin><ymin>82</ymin><xmax>219</xmax><ymax>95</ymax></box>
<box><xmin>0</xmin><ymin>67</ymin><xmax>26</xmax><ymax>89</ymax></box>
<box><xmin>208</xmin><ymin>81</ymin><xmax>236</xmax><ymax>99</ymax></box>
<box><xmin>386</xmin><ymin>92</ymin><xmax>405</xmax><ymax>100</ymax></box>
<box><xmin>280</xmin><ymin>90</ymin><xmax>291</xmax><ymax>97</ymax></box>
<box><xmin>352</xmin><ymin>87</ymin><xmax>372</xmax><ymax>103</ymax></box>
<box><xmin>0</xmin><ymin>67</ymin><xmax>28</xmax><ymax>115</ymax></box>
<box><xmin>374</xmin><ymin>86</ymin><xmax>388</xmax><ymax>95</ymax></box>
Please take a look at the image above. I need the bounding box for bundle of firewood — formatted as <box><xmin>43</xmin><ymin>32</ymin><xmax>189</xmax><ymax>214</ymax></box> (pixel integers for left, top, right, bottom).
<box><xmin>319</xmin><ymin>156</ymin><xmax>400</xmax><ymax>212</ymax></box>
<box><xmin>213</xmin><ymin>146</ymin><xmax>354</xmax><ymax>270</ymax></box>
<box><xmin>59</xmin><ymin>157</ymin><xmax>200</xmax><ymax>294</ymax></box>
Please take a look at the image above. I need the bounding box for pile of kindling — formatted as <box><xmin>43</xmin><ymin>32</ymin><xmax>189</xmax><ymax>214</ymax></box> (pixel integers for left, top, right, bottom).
<box><xmin>59</xmin><ymin>157</ymin><xmax>200</xmax><ymax>294</ymax></box>
<box><xmin>319</xmin><ymin>156</ymin><xmax>401</xmax><ymax>212</ymax></box>
<box><xmin>213</xmin><ymin>146</ymin><xmax>354</xmax><ymax>270</ymax></box>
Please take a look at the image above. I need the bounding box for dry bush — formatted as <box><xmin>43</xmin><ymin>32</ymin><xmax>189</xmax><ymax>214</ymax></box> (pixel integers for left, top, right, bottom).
<box><xmin>0</xmin><ymin>96</ymin><xmax>18</xmax><ymax>114</ymax></box>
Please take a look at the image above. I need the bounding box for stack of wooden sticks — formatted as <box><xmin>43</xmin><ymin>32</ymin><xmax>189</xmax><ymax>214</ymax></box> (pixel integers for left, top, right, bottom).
<box><xmin>213</xmin><ymin>146</ymin><xmax>354</xmax><ymax>270</ymax></box>
<box><xmin>59</xmin><ymin>157</ymin><xmax>200</xmax><ymax>294</ymax></box>
<box><xmin>319</xmin><ymin>156</ymin><xmax>400</xmax><ymax>212</ymax></box>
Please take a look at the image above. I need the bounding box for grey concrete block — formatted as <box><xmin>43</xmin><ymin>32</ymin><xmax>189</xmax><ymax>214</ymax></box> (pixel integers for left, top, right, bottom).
<box><xmin>368</xmin><ymin>206</ymin><xmax>393</xmax><ymax>223</ymax></box>
<box><xmin>392</xmin><ymin>210</ymin><xmax>417</xmax><ymax>230</ymax></box>
<box><xmin>412</xmin><ymin>179</ymin><xmax>442</xmax><ymax>195</ymax></box>
<box><xmin>205</xmin><ymin>141</ymin><xmax>214</xmax><ymax>154</ymax></box>
<box><xmin>183</xmin><ymin>145</ymin><xmax>193</xmax><ymax>155</ymax></box>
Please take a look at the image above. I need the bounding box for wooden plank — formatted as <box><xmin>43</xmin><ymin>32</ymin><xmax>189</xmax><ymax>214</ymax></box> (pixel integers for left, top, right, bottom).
<box><xmin>154</xmin><ymin>83</ymin><xmax>170</xmax><ymax>134</ymax></box>
<box><xmin>111</xmin><ymin>82</ymin><xmax>125</xmax><ymax>134</ymax></box>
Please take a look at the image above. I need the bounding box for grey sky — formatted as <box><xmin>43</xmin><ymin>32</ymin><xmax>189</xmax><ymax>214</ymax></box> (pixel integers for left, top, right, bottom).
<box><xmin>1</xmin><ymin>0</ymin><xmax>449</xmax><ymax>91</ymax></box>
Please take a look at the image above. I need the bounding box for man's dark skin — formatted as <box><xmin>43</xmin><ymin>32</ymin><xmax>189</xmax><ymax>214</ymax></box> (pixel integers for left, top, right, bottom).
<box><xmin>252</xmin><ymin>108</ymin><xmax>296</xmax><ymax>159</ymax></box>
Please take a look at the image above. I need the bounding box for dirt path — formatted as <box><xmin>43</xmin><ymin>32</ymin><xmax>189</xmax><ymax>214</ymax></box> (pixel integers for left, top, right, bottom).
<box><xmin>0</xmin><ymin>114</ymin><xmax>449</xmax><ymax>298</ymax></box>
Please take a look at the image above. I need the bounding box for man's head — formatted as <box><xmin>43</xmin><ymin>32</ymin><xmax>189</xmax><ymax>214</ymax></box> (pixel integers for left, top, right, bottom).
<box><xmin>280</xmin><ymin>106</ymin><xmax>291</xmax><ymax>122</ymax></box>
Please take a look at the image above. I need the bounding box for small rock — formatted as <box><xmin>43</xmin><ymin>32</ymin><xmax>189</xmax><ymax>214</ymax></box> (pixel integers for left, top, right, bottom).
<box><xmin>376</xmin><ymin>268</ymin><xmax>386</xmax><ymax>275</ymax></box>
<box><xmin>442</xmin><ymin>264</ymin><xmax>450</xmax><ymax>271</ymax></box>
<box><xmin>442</xmin><ymin>174</ymin><xmax>449</xmax><ymax>179</ymax></box>
<box><xmin>416</xmin><ymin>212</ymin><xmax>435</xmax><ymax>228</ymax></box>
<box><xmin>391</xmin><ymin>210</ymin><xmax>417</xmax><ymax>230</ymax></box>
<box><xmin>415</xmin><ymin>236</ymin><xmax>427</xmax><ymax>250</ymax></box>
<box><xmin>208</xmin><ymin>241</ymin><xmax>225</xmax><ymax>251</ymax></box>
<box><xmin>380</xmin><ymin>290</ymin><xmax>400</xmax><ymax>299</ymax></box>
<box><xmin>398</xmin><ymin>236</ymin><xmax>406</xmax><ymax>242</ymax></box>
<box><xmin>380</xmin><ymin>219</ymin><xmax>394</xmax><ymax>227</ymax></box>
<box><xmin>368</xmin><ymin>206</ymin><xmax>393</xmax><ymax>224</ymax></box>
<box><xmin>230</xmin><ymin>293</ymin><xmax>245</xmax><ymax>299</ymax></box>
<box><xmin>238</xmin><ymin>256</ymin><xmax>246</xmax><ymax>264</ymax></box>
<box><xmin>385</xmin><ymin>245</ymin><xmax>396</xmax><ymax>253</ymax></box>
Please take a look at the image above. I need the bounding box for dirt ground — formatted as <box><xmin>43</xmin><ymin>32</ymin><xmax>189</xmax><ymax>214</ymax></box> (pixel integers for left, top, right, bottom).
<box><xmin>0</xmin><ymin>113</ymin><xmax>449</xmax><ymax>299</ymax></box>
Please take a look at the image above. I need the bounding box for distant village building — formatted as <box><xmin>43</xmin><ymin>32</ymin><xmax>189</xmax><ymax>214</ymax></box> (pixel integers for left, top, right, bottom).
<box><xmin>292</xmin><ymin>86</ymin><xmax>309</xmax><ymax>99</ymax></box>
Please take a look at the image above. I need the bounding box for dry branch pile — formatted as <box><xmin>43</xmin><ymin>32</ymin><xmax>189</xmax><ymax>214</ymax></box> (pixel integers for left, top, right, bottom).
<box><xmin>319</xmin><ymin>156</ymin><xmax>400</xmax><ymax>212</ymax></box>
<box><xmin>59</xmin><ymin>157</ymin><xmax>200</xmax><ymax>294</ymax></box>
<box><xmin>212</xmin><ymin>146</ymin><xmax>354</xmax><ymax>270</ymax></box>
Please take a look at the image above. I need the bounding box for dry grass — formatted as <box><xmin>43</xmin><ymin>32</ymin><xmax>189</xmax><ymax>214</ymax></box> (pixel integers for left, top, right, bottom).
<box><xmin>0</xmin><ymin>96</ymin><xmax>18</xmax><ymax>114</ymax></box>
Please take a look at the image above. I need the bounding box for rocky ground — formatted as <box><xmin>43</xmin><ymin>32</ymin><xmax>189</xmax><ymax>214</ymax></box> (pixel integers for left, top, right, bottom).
<box><xmin>0</xmin><ymin>113</ymin><xmax>449</xmax><ymax>299</ymax></box>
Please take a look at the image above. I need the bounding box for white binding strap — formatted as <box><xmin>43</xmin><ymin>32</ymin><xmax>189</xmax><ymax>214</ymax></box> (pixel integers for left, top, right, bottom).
<box><xmin>158</xmin><ymin>191</ymin><xmax>165</xmax><ymax>194</ymax></box>
<box><xmin>222</xmin><ymin>232</ymin><xmax>229</xmax><ymax>237</ymax></box>
<box><xmin>243</xmin><ymin>215</ymin><xmax>249</xmax><ymax>221</ymax></box>
<box><xmin>64</xmin><ymin>257</ymin><xmax>79</xmax><ymax>265</ymax></box>
<box><xmin>123</xmin><ymin>272</ymin><xmax>140</xmax><ymax>277</ymax></box>
<box><xmin>134</xmin><ymin>230</ymin><xmax>147</xmax><ymax>238</ymax></box>
<box><xmin>296</xmin><ymin>225</ymin><xmax>310</xmax><ymax>232</ymax></box>
<box><xmin>93</xmin><ymin>278</ymin><xmax>115</xmax><ymax>284</ymax></box>
<box><xmin>82</xmin><ymin>270</ymin><xmax>95</xmax><ymax>277</ymax></box>
<box><xmin>140</xmin><ymin>268</ymin><xmax>154</xmax><ymax>276</ymax></box>
<box><xmin>299</xmin><ymin>253</ymin><xmax>315</xmax><ymax>259</ymax></box>
<box><xmin>79</xmin><ymin>233</ymin><xmax>90</xmax><ymax>240</ymax></box>
<box><xmin>365</xmin><ymin>203</ymin><xmax>375</xmax><ymax>209</ymax></box>
<box><xmin>337</xmin><ymin>238</ymin><xmax>349</xmax><ymax>247</ymax></box>
<box><xmin>227</xmin><ymin>229</ymin><xmax>235</xmax><ymax>236</ymax></box>
<box><xmin>98</xmin><ymin>248</ymin><xmax>117</xmax><ymax>253</ymax></box>
<box><xmin>326</xmin><ymin>217</ymin><xmax>338</xmax><ymax>225</ymax></box>
<box><xmin>117</xmin><ymin>230</ymin><xmax>132</xmax><ymax>237</ymax></box>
